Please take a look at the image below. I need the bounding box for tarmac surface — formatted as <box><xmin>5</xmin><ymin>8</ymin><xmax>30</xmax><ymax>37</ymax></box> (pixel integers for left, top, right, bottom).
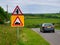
<box><xmin>32</xmin><ymin>28</ymin><xmax>60</xmax><ymax>45</ymax></box>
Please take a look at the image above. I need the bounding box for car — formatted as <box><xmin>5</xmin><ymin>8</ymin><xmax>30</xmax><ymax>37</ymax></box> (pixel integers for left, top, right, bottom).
<box><xmin>40</xmin><ymin>23</ymin><xmax>55</xmax><ymax>33</ymax></box>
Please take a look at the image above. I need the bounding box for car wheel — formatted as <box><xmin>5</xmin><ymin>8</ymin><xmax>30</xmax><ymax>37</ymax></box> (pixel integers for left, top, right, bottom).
<box><xmin>42</xmin><ymin>30</ymin><xmax>45</xmax><ymax>33</ymax></box>
<box><xmin>40</xmin><ymin>30</ymin><xmax>42</xmax><ymax>32</ymax></box>
<box><xmin>52</xmin><ymin>30</ymin><xmax>55</xmax><ymax>33</ymax></box>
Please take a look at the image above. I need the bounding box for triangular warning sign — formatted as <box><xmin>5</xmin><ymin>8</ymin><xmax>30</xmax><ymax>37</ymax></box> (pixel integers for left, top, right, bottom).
<box><xmin>12</xmin><ymin>6</ymin><xmax>23</xmax><ymax>15</ymax></box>
<box><xmin>13</xmin><ymin>17</ymin><xmax>23</xmax><ymax>26</ymax></box>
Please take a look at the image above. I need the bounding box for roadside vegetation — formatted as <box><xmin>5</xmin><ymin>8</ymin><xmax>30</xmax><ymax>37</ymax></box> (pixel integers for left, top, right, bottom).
<box><xmin>24</xmin><ymin>14</ymin><xmax>60</xmax><ymax>29</ymax></box>
<box><xmin>0</xmin><ymin>6</ymin><xmax>9</xmax><ymax>24</ymax></box>
<box><xmin>0</xmin><ymin>25</ymin><xmax>50</xmax><ymax>45</ymax></box>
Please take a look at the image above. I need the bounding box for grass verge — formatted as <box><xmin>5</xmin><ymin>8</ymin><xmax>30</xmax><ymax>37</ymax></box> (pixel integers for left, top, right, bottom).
<box><xmin>20</xmin><ymin>28</ymin><xmax>50</xmax><ymax>45</ymax></box>
<box><xmin>0</xmin><ymin>25</ymin><xmax>50</xmax><ymax>45</ymax></box>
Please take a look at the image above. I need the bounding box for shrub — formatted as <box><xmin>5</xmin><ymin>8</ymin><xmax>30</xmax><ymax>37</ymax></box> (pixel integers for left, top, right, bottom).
<box><xmin>0</xmin><ymin>20</ymin><xmax>4</xmax><ymax>24</ymax></box>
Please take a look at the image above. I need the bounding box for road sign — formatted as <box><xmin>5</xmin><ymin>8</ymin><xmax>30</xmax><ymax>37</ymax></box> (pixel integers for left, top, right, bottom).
<box><xmin>12</xmin><ymin>5</ymin><xmax>23</xmax><ymax>15</ymax></box>
<box><xmin>11</xmin><ymin>5</ymin><xmax>24</xmax><ymax>27</ymax></box>
<box><xmin>11</xmin><ymin>15</ymin><xmax>24</xmax><ymax>27</ymax></box>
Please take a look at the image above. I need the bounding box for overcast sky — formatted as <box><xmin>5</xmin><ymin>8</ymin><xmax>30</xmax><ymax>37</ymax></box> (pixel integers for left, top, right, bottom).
<box><xmin>0</xmin><ymin>0</ymin><xmax>60</xmax><ymax>13</ymax></box>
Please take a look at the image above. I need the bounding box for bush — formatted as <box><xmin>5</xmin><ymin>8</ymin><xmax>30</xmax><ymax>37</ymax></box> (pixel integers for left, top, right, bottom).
<box><xmin>0</xmin><ymin>20</ymin><xmax>4</xmax><ymax>24</ymax></box>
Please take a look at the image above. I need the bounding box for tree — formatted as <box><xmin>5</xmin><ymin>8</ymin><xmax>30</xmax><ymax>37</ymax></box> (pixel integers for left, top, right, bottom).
<box><xmin>0</xmin><ymin>6</ymin><xmax>9</xmax><ymax>24</ymax></box>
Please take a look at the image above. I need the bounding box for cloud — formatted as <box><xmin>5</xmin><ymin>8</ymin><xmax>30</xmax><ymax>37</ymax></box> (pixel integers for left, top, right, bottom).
<box><xmin>0</xmin><ymin>0</ymin><xmax>60</xmax><ymax>13</ymax></box>
<box><xmin>23</xmin><ymin>0</ymin><xmax>60</xmax><ymax>7</ymax></box>
<box><xmin>23</xmin><ymin>4</ymin><xmax>60</xmax><ymax>13</ymax></box>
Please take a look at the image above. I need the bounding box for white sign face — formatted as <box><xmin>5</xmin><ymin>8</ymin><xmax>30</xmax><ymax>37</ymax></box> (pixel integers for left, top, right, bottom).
<box><xmin>14</xmin><ymin>8</ymin><xmax>21</xmax><ymax>14</ymax></box>
<box><xmin>15</xmin><ymin>18</ymin><xmax>21</xmax><ymax>25</ymax></box>
<box><xmin>12</xmin><ymin>6</ymin><xmax>23</xmax><ymax>15</ymax></box>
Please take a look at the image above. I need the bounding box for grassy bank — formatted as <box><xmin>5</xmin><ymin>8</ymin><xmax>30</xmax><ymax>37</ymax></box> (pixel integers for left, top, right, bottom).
<box><xmin>21</xmin><ymin>28</ymin><xmax>50</xmax><ymax>45</ymax></box>
<box><xmin>0</xmin><ymin>25</ymin><xmax>17</xmax><ymax>45</ymax></box>
<box><xmin>0</xmin><ymin>25</ymin><xmax>50</xmax><ymax>45</ymax></box>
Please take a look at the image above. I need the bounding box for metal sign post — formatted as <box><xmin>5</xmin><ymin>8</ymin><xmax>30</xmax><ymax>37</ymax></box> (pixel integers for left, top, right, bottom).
<box><xmin>16</xmin><ymin>27</ymin><xmax>23</xmax><ymax>45</ymax></box>
<box><xmin>17</xmin><ymin>27</ymin><xmax>19</xmax><ymax>40</ymax></box>
<box><xmin>16</xmin><ymin>27</ymin><xmax>20</xmax><ymax>45</ymax></box>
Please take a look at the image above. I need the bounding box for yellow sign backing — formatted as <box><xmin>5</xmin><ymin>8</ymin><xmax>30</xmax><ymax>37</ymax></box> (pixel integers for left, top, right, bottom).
<box><xmin>11</xmin><ymin>15</ymin><xmax>24</xmax><ymax>27</ymax></box>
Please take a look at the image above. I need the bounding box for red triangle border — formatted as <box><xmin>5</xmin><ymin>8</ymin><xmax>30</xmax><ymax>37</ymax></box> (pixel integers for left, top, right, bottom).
<box><xmin>12</xmin><ymin>5</ymin><xmax>23</xmax><ymax>15</ymax></box>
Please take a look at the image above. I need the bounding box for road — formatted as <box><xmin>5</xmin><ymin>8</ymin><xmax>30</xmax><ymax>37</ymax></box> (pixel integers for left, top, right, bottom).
<box><xmin>32</xmin><ymin>28</ymin><xmax>60</xmax><ymax>45</ymax></box>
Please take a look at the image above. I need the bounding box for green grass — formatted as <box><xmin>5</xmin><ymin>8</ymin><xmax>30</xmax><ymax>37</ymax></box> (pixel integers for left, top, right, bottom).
<box><xmin>21</xmin><ymin>28</ymin><xmax>50</xmax><ymax>45</ymax></box>
<box><xmin>25</xmin><ymin>18</ymin><xmax>60</xmax><ymax>24</ymax></box>
<box><xmin>0</xmin><ymin>25</ymin><xmax>50</xmax><ymax>45</ymax></box>
<box><xmin>24</xmin><ymin>15</ymin><xmax>60</xmax><ymax>29</ymax></box>
<box><xmin>25</xmin><ymin>18</ymin><xmax>60</xmax><ymax>28</ymax></box>
<box><xmin>0</xmin><ymin>25</ymin><xmax>17</xmax><ymax>45</ymax></box>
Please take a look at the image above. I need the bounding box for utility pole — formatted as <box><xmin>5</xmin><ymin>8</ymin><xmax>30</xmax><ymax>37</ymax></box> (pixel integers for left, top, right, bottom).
<box><xmin>7</xmin><ymin>5</ymin><xmax>8</xmax><ymax>21</ymax></box>
<box><xmin>7</xmin><ymin>5</ymin><xmax>8</xmax><ymax>13</ymax></box>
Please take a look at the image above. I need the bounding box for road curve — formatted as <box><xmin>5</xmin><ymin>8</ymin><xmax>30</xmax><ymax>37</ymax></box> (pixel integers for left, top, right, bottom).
<box><xmin>32</xmin><ymin>28</ymin><xmax>60</xmax><ymax>45</ymax></box>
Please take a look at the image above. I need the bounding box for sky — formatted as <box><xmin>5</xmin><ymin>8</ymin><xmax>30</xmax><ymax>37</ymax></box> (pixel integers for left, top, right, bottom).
<box><xmin>0</xmin><ymin>0</ymin><xmax>60</xmax><ymax>13</ymax></box>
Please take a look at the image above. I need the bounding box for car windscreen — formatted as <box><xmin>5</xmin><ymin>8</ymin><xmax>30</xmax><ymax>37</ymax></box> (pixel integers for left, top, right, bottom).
<box><xmin>44</xmin><ymin>24</ymin><xmax>53</xmax><ymax>26</ymax></box>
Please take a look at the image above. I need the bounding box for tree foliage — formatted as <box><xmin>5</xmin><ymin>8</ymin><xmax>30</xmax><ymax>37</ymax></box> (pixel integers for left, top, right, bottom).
<box><xmin>0</xmin><ymin>6</ymin><xmax>9</xmax><ymax>24</ymax></box>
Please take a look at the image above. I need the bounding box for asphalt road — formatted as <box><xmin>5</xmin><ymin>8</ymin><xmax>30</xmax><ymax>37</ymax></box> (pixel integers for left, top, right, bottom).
<box><xmin>32</xmin><ymin>28</ymin><xmax>60</xmax><ymax>45</ymax></box>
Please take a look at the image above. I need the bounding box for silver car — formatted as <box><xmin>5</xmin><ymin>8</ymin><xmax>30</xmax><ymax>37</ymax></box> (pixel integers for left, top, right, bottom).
<box><xmin>40</xmin><ymin>23</ymin><xmax>55</xmax><ymax>33</ymax></box>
